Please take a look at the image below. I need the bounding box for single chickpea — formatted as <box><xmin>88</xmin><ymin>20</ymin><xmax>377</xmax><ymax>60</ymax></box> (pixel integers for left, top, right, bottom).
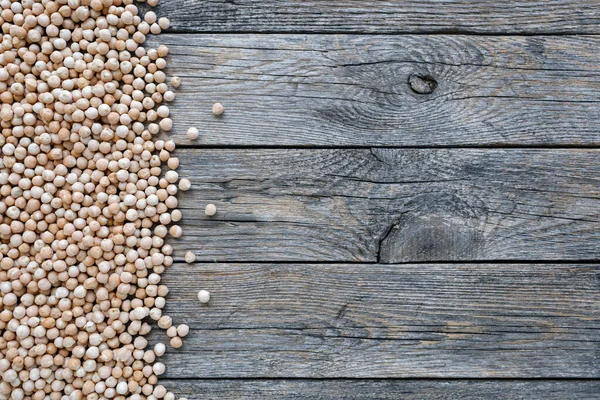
<box><xmin>212</xmin><ymin>102</ymin><xmax>224</xmax><ymax>116</ymax></box>
<box><xmin>184</xmin><ymin>251</ymin><xmax>196</xmax><ymax>263</ymax></box>
<box><xmin>205</xmin><ymin>204</ymin><xmax>217</xmax><ymax>216</ymax></box>
<box><xmin>170</xmin><ymin>77</ymin><xmax>181</xmax><ymax>88</ymax></box>
<box><xmin>197</xmin><ymin>290</ymin><xmax>211</xmax><ymax>304</ymax></box>
<box><xmin>186</xmin><ymin>127</ymin><xmax>199</xmax><ymax>140</ymax></box>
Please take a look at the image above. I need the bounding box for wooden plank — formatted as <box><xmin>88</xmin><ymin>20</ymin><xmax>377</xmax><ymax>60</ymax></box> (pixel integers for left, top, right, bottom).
<box><xmin>155</xmin><ymin>263</ymin><xmax>600</xmax><ymax>378</ymax></box>
<box><xmin>152</xmin><ymin>1</ymin><xmax>600</xmax><ymax>34</ymax></box>
<box><xmin>161</xmin><ymin>379</ymin><xmax>600</xmax><ymax>400</ymax></box>
<box><xmin>173</xmin><ymin>148</ymin><xmax>600</xmax><ymax>262</ymax></box>
<box><xmin>159</xmin><ymin>34</ymin><xmax>600</xmax><ymax>147</ymax></box>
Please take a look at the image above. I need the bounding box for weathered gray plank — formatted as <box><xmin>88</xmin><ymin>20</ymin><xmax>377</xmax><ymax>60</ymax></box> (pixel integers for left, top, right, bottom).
<box><xmin>161</xmin><ymin>379</ymin><xmax>600</xmax><ymax>400</ymax></box>
<box><xmin>173</xmin><ymin>148</ymin><xmax>600</xmax><ymax>262</ymax></box>
<box><xmin>159</xmin><ymin>34</ymin><xmax>600</xmax><ymax>147</ymax></box>
<box><xmin>155</xmin><ymin>263</ymin><xmax>600</xmax><ymax>378</ymax></box>
<box><xmin>152</xmin><ymin>1</ymin><xmax>600</xmax><ymax>34</ymax></box>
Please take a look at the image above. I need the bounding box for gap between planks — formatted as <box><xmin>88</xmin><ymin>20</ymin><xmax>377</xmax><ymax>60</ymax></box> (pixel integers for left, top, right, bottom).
<box><xmin>163</xmin><ymin>30</ymin><xmax>600</xmax><ymax>37</ymax></box>
<box><xmin>175</xmin><ymin>144</ymin><xmax>600</xmax><ymax>150</ymax></box>
<box><xmin>158</xmin><ymin>378</ymin><xmax>600</xmax><ymax>399</ymax></box>
<box><xmin>159</xmin><ymin>378</ymin><xmax>600</xmax><ymax>400</ymax></box>
<box><xmin>161</xmin><ymin>377</ymin><xmax>600</xmax><ymax>382</ymax></box>
<box><xmin>172</xmin><ymin>260</ymin><xmax>600</xmax><ymax>265</ymax></box>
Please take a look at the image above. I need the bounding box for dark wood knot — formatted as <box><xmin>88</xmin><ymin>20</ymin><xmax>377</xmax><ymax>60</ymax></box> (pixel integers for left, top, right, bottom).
<box><xmin>408</xmin><ymin>74</ymin><xmax>437</xmax><ymax>94</ymax></box>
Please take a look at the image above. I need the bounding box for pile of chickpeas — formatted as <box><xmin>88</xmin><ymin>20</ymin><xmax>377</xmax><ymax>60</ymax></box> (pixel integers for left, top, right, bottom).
<box><xmin>0</xmin><ymin>0</ymin><xmax>192</xmax><ymax>398</ymax></box>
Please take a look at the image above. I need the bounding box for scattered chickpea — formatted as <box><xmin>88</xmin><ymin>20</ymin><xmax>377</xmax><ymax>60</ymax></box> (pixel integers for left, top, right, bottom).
<box><xmin>159</xmin><ymin>18</ymin><xmax>171</xmax><ymax>31</ymax></box>
<box><xmin>170</xmin><ymin>337</ymin><xmax>183</xmax><ymax>349</ymax></box>
<box><xmin>167</xmin><ymin>326</ymin><xmax>178</xmax><ymax>338</ymax></box>
<box><xmin>184</xmin><ymin>251</ymin><xmax>196</xmax><ymax>263</ymax></box>
<box><xmin>171</xmin><ymin>76</ymin><xmax>181</xmax><ymax>88</ymax></box>
<box><xmin>179</xmin><ymin>178</ymin><xmax>192</xmax><ymax>191</ymax></box>
<box><xmin>164</xmin><ymin>91</ymin><xmax>176</xmax><ymax>102</ymax></box>
<box><xmin>205</xmin><ymin>204</ymin><xmax>217</xmax><ymax>216</ymax></box>
<box><xmin>158</xmin><ymin>316</ymin><xmax>173</xmax><ymax>330</ymax></box>
<box><xmin>187</xmin><ymin>127</ymin><xmax>199</xmax><ymax>140</ymax></box>
<box><xmin>170</xmin><ymin>225</ymin><xmax>183</xmax><ymax>238</ymax></box>
<box><xmin>212</xmin><ymin>102</ymin><xmax>225</xmax><ymax>116</ymax></box>
<box><xmin>198</xmin><ymin>290</ymin><xmax>211</xmax><ymax>304</ymax></box>
<box><xmin>168</xmin><ymin>157</ymin><xmax>180</xmax><ymax>170</ymax></box>
<box><xmin>177</xmin><ymin>324</ymin><xmax>190</xmax><ymax>337</ymax></box>
<box><xmin>155</xmin><ymin>343</ymin><xmax>167</xmax><ymax>357</ymax></box>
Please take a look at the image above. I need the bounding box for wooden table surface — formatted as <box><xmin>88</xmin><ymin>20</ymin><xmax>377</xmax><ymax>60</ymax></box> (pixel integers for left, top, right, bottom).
<box><xmin>152</xmin><ymin>1</ymin><xmax>600</xmax><ymax>398</ymax></box>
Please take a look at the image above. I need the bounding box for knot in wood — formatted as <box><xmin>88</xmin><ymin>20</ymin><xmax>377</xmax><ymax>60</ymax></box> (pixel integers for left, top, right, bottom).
<box><xmin>408</xmin><ymin>74</ymin><xmax>437</xmax><ymax>94</ymax></box>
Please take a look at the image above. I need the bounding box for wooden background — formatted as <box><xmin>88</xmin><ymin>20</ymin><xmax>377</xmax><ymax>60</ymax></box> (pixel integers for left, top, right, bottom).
<box><xmin>151</xmin><ymin>1</ymin><xmax>600</xmax><ymax>398</ymax></box>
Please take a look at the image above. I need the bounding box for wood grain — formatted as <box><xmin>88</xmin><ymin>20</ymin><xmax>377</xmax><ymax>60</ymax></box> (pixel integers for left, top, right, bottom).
<box><xmin>161</xmin><ymin>379</ymin><xmax>600</xmax><ymax>400</ymax></box>
<box><xmin>157</xmin><ymin>34</ymin><xmax>600</xmax><ymax>147</ymax></box>
<box><xmin>150</xmin><ymin>1</ymin><xmax>600</xmax><ymax>34</ymax></box>
<box><xmin>173</xmin><ymin>148</ymin><xmax>600</xmax><ymax>262</ymax></box>
<box><xmin>155</xmin><ymin>263</ymin><xmax>600</xmax><ymax>378</ymax></box>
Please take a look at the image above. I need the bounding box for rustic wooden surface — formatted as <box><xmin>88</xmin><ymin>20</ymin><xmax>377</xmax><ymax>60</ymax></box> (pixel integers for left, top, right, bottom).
<box><xmin>152</xmin><ymin>1</ymin><xmax>600</xmax><ymax>34</ymax></box>
<box><xmin>173</xmin><ymin>148</ymin><xmax>600</xmax><ymax>262</ymax></box>
<box><xmin>161</xmin><ymin>379</ymin><xmax>600</xmax><ymax>399</ymax></box>
<box><xmin>160</xmin><ymin>34</ymin><xmax>600</xmax><ymax>147</ymax></box>
<box><xmin>156</xmin><ymin>263</ymin><xmax>600</xmax><ymax>378</ymax></box>
<box><xmin>158</xmin><ymin>2</ymin><xmax>600</xmax><ymax>398</ymax></box>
